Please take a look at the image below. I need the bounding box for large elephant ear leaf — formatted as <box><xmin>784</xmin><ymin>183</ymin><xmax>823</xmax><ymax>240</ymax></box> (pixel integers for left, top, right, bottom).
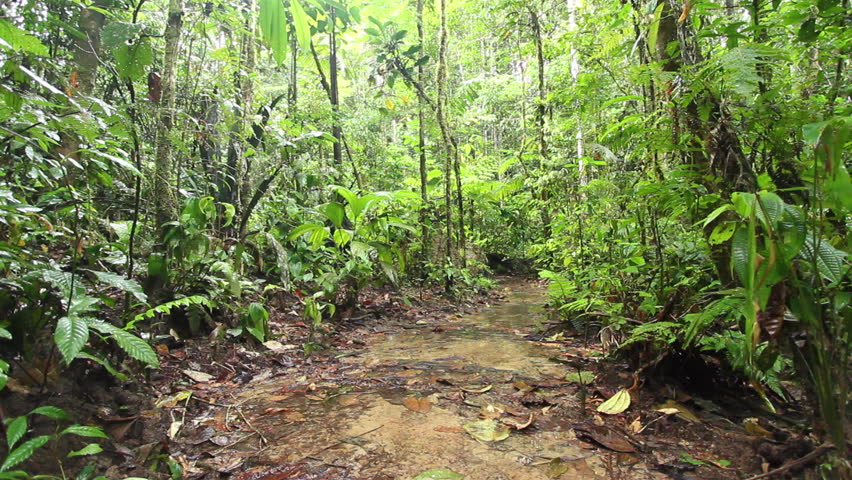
<box><xmin>756</xmin><ymin>192</ymin><xmax>784</xmax><ymax>230</ymax></box>
<box><xmin>731</xmin><ymin>225</ymin><xmax>751</xmax><ymax>288</ymax></box>
<box><xmin>800</xmin><ymin>236</ymin><xmax>849</xmax><ymax>285</ymax></box>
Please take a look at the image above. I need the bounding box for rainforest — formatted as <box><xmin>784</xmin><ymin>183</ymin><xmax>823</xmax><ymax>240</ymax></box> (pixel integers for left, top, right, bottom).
<box><xmin>0</xmin><ymin>0</ymin><xmax>848</xmax><ymax>478</ymax></box>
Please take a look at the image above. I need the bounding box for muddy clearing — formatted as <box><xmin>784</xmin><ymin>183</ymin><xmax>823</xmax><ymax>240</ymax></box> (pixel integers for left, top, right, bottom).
<box><xmin>148</xmin><ymin>279</ymin><xmax>776</xmax><ymax>479</ymax></box>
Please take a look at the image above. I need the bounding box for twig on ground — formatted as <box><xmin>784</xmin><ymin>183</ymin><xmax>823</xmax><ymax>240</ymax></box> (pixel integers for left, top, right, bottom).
<box><xmin>238</xmin><ymin>407</ymin><xmax>268</xmax><ymax>446</ymax></box>
<box><xmin>744</xmin><ymin>442</ymin><xmax>833</xmax><ymax>480</ymax></box>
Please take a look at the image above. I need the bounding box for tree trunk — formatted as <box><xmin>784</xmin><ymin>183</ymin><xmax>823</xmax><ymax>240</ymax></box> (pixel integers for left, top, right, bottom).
<box><xmin>417</xmin><ymin>0</ymin><xmax>429</xmax><ymax>261</ymax></box>
<box><xmin>60</xmin><ymin>2</ymin><xmax>107</xmax><ymax>178</ymax></box>
<box><xmin>329</xmin><ymin>5</ymin><xmax>343</xmax><ymax>168</ymax></box>
<box><xmin>153</xmin><ymin>0</ymin><xmax>183</xmax><ymax>232</ymax></box>
<box><xmin>529</xmin><ymin>6</ymin><xmax>546</xmax><ymax>163</ymax></box>
<box><xmin>436</xmin><ymin>0</ymin><xmax>454</xmax><ymax>273</ymax></box>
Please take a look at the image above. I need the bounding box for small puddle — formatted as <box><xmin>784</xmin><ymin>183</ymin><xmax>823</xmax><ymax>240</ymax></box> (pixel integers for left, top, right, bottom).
<box><xmin>232</xmin><ymin>281</ymin><xmax>663</xmax><ymax>479</ymax></box>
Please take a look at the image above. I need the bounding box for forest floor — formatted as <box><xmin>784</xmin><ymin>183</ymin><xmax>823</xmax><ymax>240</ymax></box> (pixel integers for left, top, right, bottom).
<box><xmin>5</xmin><ymin>278</ymin><xmax>813</xmax><ymax>479</ymax></box>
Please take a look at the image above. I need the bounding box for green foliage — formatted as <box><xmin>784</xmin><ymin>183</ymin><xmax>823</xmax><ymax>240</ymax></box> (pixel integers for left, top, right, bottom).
<box><xmin>0</xmin><ymin>406</ymin><xmax>107</xmax><ymax>473</ymax></box>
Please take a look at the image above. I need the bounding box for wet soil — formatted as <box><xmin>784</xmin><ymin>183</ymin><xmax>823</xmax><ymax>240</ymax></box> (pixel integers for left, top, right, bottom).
<box><xmin>2</xmin><ymin>278</ymin><xmax>810</xmax><ymax>479</ymax></box>
<box><xmin>153</xmin><ymin>279</ymin><xmax>782</xmax><ymax>480</ymax></box>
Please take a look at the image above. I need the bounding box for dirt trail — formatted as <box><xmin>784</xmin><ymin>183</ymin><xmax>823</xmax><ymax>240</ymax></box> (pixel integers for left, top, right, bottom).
<box><xmin>182</xmin><ymin>281</ymin><xmax>667</xmax><ymax>480</ymax></box>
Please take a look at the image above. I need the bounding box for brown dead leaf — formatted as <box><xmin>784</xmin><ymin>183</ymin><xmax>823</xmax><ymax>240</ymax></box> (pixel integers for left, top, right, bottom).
<box><xmin>513</xmin><ymin>380</ymin><xmax>535</xmax><ymax>393</ymax></box>
<box><xmin>404</xmin><ymin>397</ymin><xmax>432</xmax><ymax>413</ymax></box>
<box><xmin>263</xmin><ymin>408</ymin><xmax>290</xmax><ymax>415</ymax></box>
<box><xmin>502</xmin><ymin>413</ymin><xmax>534</xmax><ymax>430</ymax></box>
<box><xmin>574</xmin><ymin>425</ymin><xmax>636</xmax><ymax>453</ymax></box>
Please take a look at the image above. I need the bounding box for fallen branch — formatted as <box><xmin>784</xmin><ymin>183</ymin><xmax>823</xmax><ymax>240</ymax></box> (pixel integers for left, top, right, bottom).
<box><xmin>745</xmin><ymin>442</ymin><xmax>833</xmax><ymax>480</ymax></box>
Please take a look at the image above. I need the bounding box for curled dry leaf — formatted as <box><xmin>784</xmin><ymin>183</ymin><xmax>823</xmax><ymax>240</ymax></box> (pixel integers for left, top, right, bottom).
<box><xmin>501</xmin><ymin>413</ymin><xmax>534</xmax><ymax>430</ymax></box>
<box><xmin>459</xmin><ymin>384</ymin><xmax>492</xmax><ymax>393</ymax></box>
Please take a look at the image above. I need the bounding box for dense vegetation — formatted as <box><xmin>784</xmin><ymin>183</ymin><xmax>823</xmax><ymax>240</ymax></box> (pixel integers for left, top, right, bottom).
<box><xmin>0</xmin><ymin>0</ymin><xmax>848</xmax><ymax>476</ymax></box>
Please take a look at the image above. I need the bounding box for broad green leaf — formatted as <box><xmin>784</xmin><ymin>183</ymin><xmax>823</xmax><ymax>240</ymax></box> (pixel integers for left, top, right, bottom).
<box><xmin>0</xmin><ymin>435</ymin><xmax>50</xmax><ymax>472</ymax></box>
<box><xmin>321</xmin><ymin>202</ymin><xmax>345</xmax><ymax>228</ymax></box>
<box><xmin>597</xmin><ymin>388</ymin><xmax>631</xmax><ymax>414</ymax></box>
<box><xmin>75</xmin><ymin>352</ymin><xmax>128</xmax><ymax>381</ymax></box>
<box><xmin>731</xmin><ymin>225</ymin><xmax>751</xmax><ymax>288</ymax></box>
<box><xmin>90</xmin><ymin>270</ymin><xmax>147</xmax><ymax>302</ymax></box>
<box><xmin>756</xmin><ymin>192</ymin><xmax>784</xmax><ymax>230</ymax></box>
<box><xmin>259</xmin><ymin>0</ymin><xmax>289</xmax><ymax>64</ymax></box>
<box><xmin>87</xmin><ymin>320</ymin><xmax>159</xmax><ymax>368</ymax></box>
<box><xmin>290</xmin><ymin>0</ymin><xmax>312</xmax><ymax>51</ymax></box>
<box><xmin>333</xmin><ymin>228</ymin><xmax>352</xmax><ymax>247</ymax></box>
<box><xmin>113</xmin><ymin>41</ymin><xmax>153</xmax><ymax>81</ymax></box>
<box><xmin>647</xmin><ymin>3</ymin><xmax>665</xmax><ymax>54</ymax></box>
<box><xmin>60</xmin><ymin>425</ymin><xmax>108</xmax><ymax>439</ymax></box>
<box><xmin>800</xmin><ymin>236</ymin><xmax>849</xmax><ymax>284</ymax></box>
<box><xmin>732</xmin><ymin>192</ymin><xmax>756</xmax><ymax>218</ymax></box>
<box><xmin>6</xmin><ymin>417</ymin><xmax>27</xmax><ymax>451</ymax></box>
<box><xmin>0</xmin><ymin>19</ymin><xmax>48</xmax><ymax>56</ymax></box>
<box><xmin>702</xmin><ymin>204</ymin><xmax>732</xmax><ymax>228</ymax></box>
<box><xmin>55</xmin><ymin>315</ymin><xmax>89</xmax><ymax>365</ymax></box>
<box><xmin>288</xmin><ymin>223</ymin><xmax>325</xmax><ymax>241</ymax></box>
<box><xmin>29</xmin><ymin>406</ymin><xmax>70</xmax><ymax>420</ymax></box>
<box><xmin>709</xmin><ymin>222</ymin><xmax>736</xmax><ymax>245</ymax></box>
<box><xmin>68</xmin><ymin>443</ymin><xmax>103</xmax><ymax>457</ymax></box>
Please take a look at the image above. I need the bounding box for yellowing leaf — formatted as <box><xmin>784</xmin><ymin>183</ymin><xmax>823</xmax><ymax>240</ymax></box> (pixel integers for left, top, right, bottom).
<box><xmin>385</xmin><ymin>98</ymin><xmax>395</xmax><ymax>110</ymax></box>
<box><xmin>463</xmin><ymin>419</ymin><xmax>510</xmax><ymax>442</ymax></box>
<box><xmin>596</xmin><ymin>389</ymin><xmax>631</xmax><ymax>415</ymax></box>
<box><xmin>411</xmin><ymin>468</ymin><xmax>464</xmax><ymax>480</ymax></box>
<box><xmin>653</xmin><ymin>399</ymin><xmax>701</xmax><ymax>423</ymax></box>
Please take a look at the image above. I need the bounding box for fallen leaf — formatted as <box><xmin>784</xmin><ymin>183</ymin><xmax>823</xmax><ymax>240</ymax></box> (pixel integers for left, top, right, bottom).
<box><xmin>653</xmin><ymin>400</ymin><xmax>701</xmax><ymax>423</ymax></box>
<box><xmin>502</xmin><ymin>413</ymin><xmax>534</xmax><ymax>430</ymax></box>
<box><xmin>459</xmin><ymin>384</ymin><xmax>492</xmax><ymax>393</ymax></box>
<box><xmin>404</xmin><ymin>397</ymin><xmax>432</xmax><ymax>413</ymax></box>
<box><xmin>263</xmin><ymin>407</ymin><xmax>290</xmax><ymax>415</ymax></box>
<box><xmin>411</xmin><ymin>468</ymin><xmax>464</xmax><ymax>479</ymax></box>
<box><xmin>743</xmin><ymin>418</ymin><xmax>773</xmax><ymax>438</ymax></box>
<box><xmin>574</xmin><ymin>425</ymin><xmax>636</xmax><ymax>453</ymax></box>
<box><xmin>464</xmin><ymin>419</ymin><xmax>510</xmax><ymax>442</ymax></box>
<box><xmin>156</xmin><ymin>390</ymin><xmax>192</xmax><ymax>408</ymax></box>
<box><xmin>262</xmin><ymin>340</ymin><xmax>297</xmax><ymax>352</ymax></box>
<box><xmin>513</xmin><ymin>380</ymin><xmax>535</xmax><ymax>392</ymax></box>
<box><xmin>480</xmin><ymin>404</ymin><xmax>504</xmax><ymax>419</ymax></box>
<box><xmin>629</xmin><ymin>417</ymin><xmax>642</xmax><ymax>433</ymax></box>
<box><xmin>168</xmin><ymin>420</ymin><xmax>182</xmax><ymax>439</ymax></box>
<box><xmin>547</xmin><ymin>458</ymin><xmax>569</xmax><ymax>478</ymax></box>
<box><xmin>566</xmin><ymin>371</ymin><xmax>595</xmax><ymax>384</ymax></box>
<box><xmin>183</xmin><ymin>369</ymin><xmax>213</xmax><ymax>383</ymax></box>
<box><xmin>597</xmin><ymin>389</ymin><xmax>631</xmax><ymax>415</ymax></box>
